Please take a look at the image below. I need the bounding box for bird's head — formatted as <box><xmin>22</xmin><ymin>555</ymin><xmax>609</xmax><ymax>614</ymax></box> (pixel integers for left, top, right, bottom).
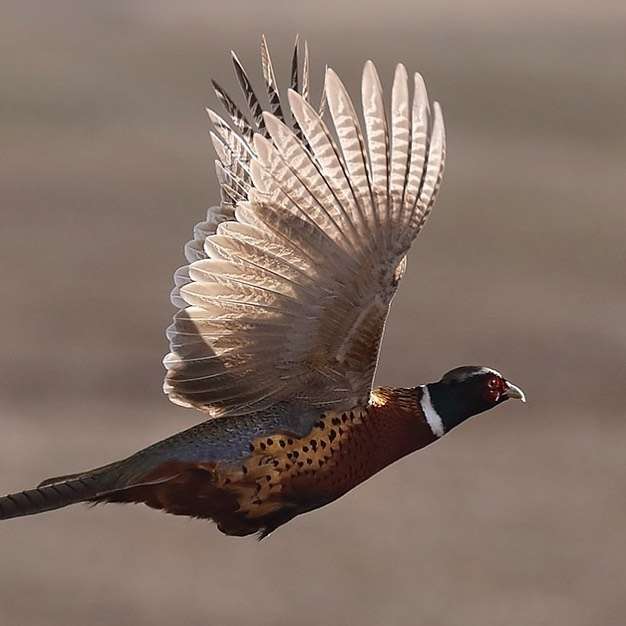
<box><xmin>422</xmin><ymin>366</ymin><xmax>526</xmax><ymax>435</ymax></box>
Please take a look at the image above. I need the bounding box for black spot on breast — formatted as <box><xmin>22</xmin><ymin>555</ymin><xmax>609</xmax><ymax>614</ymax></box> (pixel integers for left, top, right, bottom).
<box><xmin>329</xmin><ymin>429</ymin><xmax>337</xmax><ymax>442</ymax></box>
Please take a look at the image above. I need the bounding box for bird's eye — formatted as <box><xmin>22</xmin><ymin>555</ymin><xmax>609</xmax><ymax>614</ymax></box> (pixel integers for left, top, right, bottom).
<box><xmin>487</xmin><ymin>377</ymin><xmax>500</xmax><ymax>389</ymax></box>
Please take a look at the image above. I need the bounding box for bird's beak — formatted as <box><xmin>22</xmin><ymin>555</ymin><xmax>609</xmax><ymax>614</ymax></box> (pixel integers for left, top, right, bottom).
<box><xmin>503</xmin><ymin>381</ymin><xmax>526</xmax><ymax>403</ymax></box>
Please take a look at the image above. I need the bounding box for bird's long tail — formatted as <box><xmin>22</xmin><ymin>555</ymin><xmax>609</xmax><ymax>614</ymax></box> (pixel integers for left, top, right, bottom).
<box><xmin>0</xmin><ymin>465</ymin><xmax>121</xmax><ymax>521</ymax></box>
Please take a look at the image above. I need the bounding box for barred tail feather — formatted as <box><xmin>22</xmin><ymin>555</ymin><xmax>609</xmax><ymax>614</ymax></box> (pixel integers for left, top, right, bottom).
<box><xmin>0</xmin><ymin>470</ymin><xmax>119</xmax><ymax>521</ymax></box>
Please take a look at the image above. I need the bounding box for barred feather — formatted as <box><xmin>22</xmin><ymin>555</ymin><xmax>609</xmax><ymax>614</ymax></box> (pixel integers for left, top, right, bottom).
<box><xmin>211</xmin><ymin>79</ymin><xmax>255</xmax><ymax>143</ymax></box>
<box><xmin>260</xmin><ymin>35</ymin><xmax>284</xmax><ymax>120</ymax></box>
<box><xmin>231</xmin><ymin>51</ymin><xmax>268</xmax><ymax>137</ymax></box>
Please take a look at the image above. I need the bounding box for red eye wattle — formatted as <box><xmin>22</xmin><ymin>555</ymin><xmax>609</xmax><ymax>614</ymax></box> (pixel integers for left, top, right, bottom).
<box><xmin>485</xmin><ymin>376</ymin><xmax>503</xmax><ymax>401</ymax></box>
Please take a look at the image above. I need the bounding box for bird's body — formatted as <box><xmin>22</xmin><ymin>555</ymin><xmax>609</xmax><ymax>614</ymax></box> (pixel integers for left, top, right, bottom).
<box><xmin>0</xmin><ymin>37</ymin><xmax>525</xmax><ymax>537</ymax></box>
<box><xmin>102</xmin><ymin>387</ymin><xmax>432</xmax><ymax>537</ymax></box>
<box><xmin>1</xmin><ymin>388</ymin><xmax>435</xmax><ymax>536</ymax></box>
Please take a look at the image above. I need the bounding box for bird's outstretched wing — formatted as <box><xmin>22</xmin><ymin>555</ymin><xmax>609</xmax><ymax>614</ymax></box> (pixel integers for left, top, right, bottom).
<box><xmin>164</xmin><ymin>36</ymin><xmax>446</xmax><ymax>418</ymax></box>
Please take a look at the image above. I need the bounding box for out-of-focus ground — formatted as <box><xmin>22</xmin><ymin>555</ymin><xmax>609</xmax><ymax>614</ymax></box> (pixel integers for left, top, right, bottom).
<box><xmin>1</xmin><ymin>2</ymin><xmax>625</xmax><ymax>625</ymax></box>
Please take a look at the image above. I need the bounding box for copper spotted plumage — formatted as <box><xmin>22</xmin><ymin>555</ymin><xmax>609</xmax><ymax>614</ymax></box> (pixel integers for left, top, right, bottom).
<box><xmin>0</xmin><ymin>36</ymin><xmax>526</xmax><ymax>537</ymax></box>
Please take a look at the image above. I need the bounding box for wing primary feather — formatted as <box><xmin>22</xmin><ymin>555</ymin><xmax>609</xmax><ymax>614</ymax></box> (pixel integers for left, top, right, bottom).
<box><xmin>302</xmin><ymin>40</ymin><xmax>310</xmax><ymax>103</ymax></box>
<box><xmin>288</xmin><ymin>35</ymin><xmax>307</xmax><ymax>142</ymax></box>
<box><xmin>207</xmin><ymin>110</ymin><xmax>254</xmax><ymax>170</ymax></box>
<box><xmin>412</xmin><ymin>101</ymin><xmax>446</xmax><ymax>233</ymax></box>
<box><xmin>290</xmin><ymin>34</ymin><xmax>300</xmax><ymax>93</ymax></box>
<box><xmin>389</xmin><ymin>63</ymin><xmax>410</xmax><ymax>232</ymax></box>
<box><xmin>401</xmin><ymin>89</ymin><xmax>445</xmax><ymax>248</ymax></box>
<box><xmin>361</xmin><ymin>60</ymin><xmax>388</xmax><ymax>245</ymax></box>
<box><xmin>324</xmin><ymin>67</ymin><xmax>377</xmax><ymax>249</ymax></box>
<box><xmin>231</xmin><ymin>51</ymin><xmax>268</xmax><ymax>137</ymax></box>
<box><xmin>287</xmin><ymin>90</ymin><xmax>366</xmax><ymax>253</ymax></box>
<box><xmin>258</xmin><ymin>114</ymin><xmax>360</xmax><ymax>255</ymax></box>
<box><xmin>318</xmin><ymin>64</ymin><xmax>328</xmax><ymax>119</ymax></box>
<box><xmin>260</xmin><ymin>35</ymin><xmax>284</xmax><ymax>121</ymax></box>
<box><xmin>428</xmin><ymin>101</ymin><xmax>447</xmax><ymax>211</ymax></box>
<box><xmin>209</xmin><ymin>131</ymin><xmax>252</xmax><ymax>190</ymax></box>
<box><xmin>211</xmin><ymin>80</ymin><xmax>255</xmax><ymax>143</ymax></box>
<box><xmin>401</xmin><ymin>72</ymin><xmax>430</xmax><ymax>234</ymax></box>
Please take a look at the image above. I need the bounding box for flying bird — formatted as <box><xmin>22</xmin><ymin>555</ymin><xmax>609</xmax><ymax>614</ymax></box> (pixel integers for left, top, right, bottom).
<box><xmin>0</xmin><ymin>37</ymin><xmax>525</xmax><ymax>537</ymax></box>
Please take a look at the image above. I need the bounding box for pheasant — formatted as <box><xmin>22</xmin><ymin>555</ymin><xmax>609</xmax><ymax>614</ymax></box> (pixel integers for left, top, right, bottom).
<box><xmin>0</xmin><ymin>36</ymin><xmax>525</xmax><ymax>538</ymax></box>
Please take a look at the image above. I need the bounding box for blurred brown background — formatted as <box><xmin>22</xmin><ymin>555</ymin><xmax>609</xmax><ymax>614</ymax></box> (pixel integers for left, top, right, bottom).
<box><xmin>1</xmin><ymin>2</ymin><xmax>625</xmax><ymax>625</ymax></box>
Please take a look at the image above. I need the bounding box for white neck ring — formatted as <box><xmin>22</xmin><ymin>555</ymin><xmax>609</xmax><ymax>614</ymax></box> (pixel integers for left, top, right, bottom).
<box><xmin>420</xmin><ymin>385</ymin><xmax>445</xmax><ymax>438</ymax></box>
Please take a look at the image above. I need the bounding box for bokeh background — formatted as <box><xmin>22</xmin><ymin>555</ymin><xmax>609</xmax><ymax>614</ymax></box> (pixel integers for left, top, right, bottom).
<box><xmin>1</xmin><ymin>2</ymin><xmax>625</xmax><ymax>625</ymax></box>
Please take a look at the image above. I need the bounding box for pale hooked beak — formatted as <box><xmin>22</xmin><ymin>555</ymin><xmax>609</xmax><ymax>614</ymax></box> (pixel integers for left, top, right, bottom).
<box><xmin>503</xmin><ymin>380</ymin><xmax>526</xmax><ymax>403</ymax></box>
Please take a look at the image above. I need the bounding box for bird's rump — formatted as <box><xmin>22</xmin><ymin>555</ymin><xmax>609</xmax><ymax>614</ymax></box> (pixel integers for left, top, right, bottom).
<box><xmin>164</xmin><ymin>37</ymin><xmax>446</xmax><ymax>420</ymax></box>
